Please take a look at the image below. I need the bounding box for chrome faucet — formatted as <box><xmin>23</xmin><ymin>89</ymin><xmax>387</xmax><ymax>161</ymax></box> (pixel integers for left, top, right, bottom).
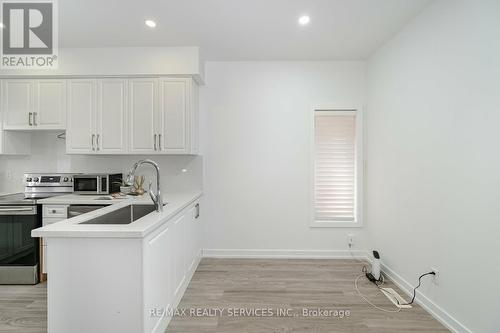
<box><xmin>126</xmin><ymin>159</ymin><xmax>163</xmax><ymax>212</ymax></box>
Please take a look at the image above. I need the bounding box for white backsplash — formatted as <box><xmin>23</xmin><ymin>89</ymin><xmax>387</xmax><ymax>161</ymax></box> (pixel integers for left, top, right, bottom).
<box><xmin>0</xmin><ymin>132</ymin><xmax>203</xmax><ymax>194</ymax></box>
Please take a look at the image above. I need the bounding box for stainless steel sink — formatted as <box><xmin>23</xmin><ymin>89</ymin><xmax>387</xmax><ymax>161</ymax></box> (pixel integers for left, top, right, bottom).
<box><xmin>79</xmin><ymin>204</ymin><xmax>157</xmax><ymax>225</ymax></box>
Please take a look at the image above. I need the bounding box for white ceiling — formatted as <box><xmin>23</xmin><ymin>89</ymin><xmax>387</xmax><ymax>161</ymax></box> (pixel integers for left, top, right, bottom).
<box><xmin>59</xmin><ymin>0</ymin><xmax>432</xmax><ymax>60</ymax></box>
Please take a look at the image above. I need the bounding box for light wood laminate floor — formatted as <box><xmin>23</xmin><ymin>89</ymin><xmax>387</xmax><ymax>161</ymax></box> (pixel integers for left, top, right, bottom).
<box><xmin>168</xmin><ymin>259</ymin><xmax>449</xmax><ymax>333</ymax></box>
<box><xmin>0</xmin><ymin>259</ymin><xmax>449</xmax><ymax>333</ymax></box>
<box><xmin>0</xmin><ymin>281</ymin><xmax>47</xmax><ymax>333</ymax></box>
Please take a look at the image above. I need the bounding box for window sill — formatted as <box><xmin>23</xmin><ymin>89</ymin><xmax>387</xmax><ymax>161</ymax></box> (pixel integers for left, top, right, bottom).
<box><xmin>310</xmin><ymin>220</ymin><xmax>363</xmax><ymax>228</ymax></box>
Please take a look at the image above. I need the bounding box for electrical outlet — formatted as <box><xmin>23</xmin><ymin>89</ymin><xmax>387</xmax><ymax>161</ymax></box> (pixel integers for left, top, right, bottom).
<box><xmin>430</xmin><ymin>267</ymin><xmax>439</xmax><ymax>285</ymax></box>
<box><xmin>6</xmin><ymin>171</ymin><xmax>13</xmax><ymax>180</ymax></box>
<box><xmin>347</xmin><ymin>234</ymin><xmax>355</xmax><ymax>247</ymax></box>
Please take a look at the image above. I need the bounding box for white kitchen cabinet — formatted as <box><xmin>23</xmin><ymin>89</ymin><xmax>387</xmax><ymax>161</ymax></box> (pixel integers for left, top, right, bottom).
<box><xmin>1</xmin><ymin>79</ymin><xmax>66</xmax><ymax>130</ymax></box>
<box><xmin>42</xmin><ymin>204</ymin><xmax>69</xmax><ymax>274</ymax></box>
<box><xmin>67</xmin><ymin>79</ymin><xmax>128</xmax><ymax>154</ymax></box>
<box><xmin>97</xmin><ymin>79</ymin><xmax>128</xmax><ymax>153</ymax></box>
<box><xmin>2</xmin><ymin>76</ymin><xmax>199</xmax><ymax>155</ymax></box>
<box><xmin>128</xmin><ymin>78</ymin><xmax>158</xmax><ymax>154</ymax></box>
<box><xmin>0</xmin><ymin>81</ymin><xmax>31</xmax><ymax>154</ymax></box>
<box><xmin>129</xmin><ymin>77</ymin><xmax>199</xmax><ymax>155</ymax></box>
<box><xmin>1</xmin><ymin>80</ymin><xmax>34</xmax><ymax>129</ymax></box>
<box><xmin>41</xmin><ymin>197</ymin><xmax>203</xmax><ymax>333</ymax></box>
<box><xmin>66</xmin><ymin>80</ymin><xmax>96</xmax><ymax>154</ymax></box>
<box><xmin>172</xmin><ymin>212</ymin><xmax>189</xmax><ymax>297</ymax></box>
<box><xmin>35</xmin><ymin>80</ymin><xmax>66</xmax><ymax>129</ymax></box>
<box><xmin>159</xmin><ymin>78</ymin><xmax>188</xmax><ymax>154</ymax></box>
<box><xmin>158</xmin><ymin>78</ymin><xmax>199</xmax><ymax>154</ymax></box>
<box><xmin>187</xmin><ymin>202</ymin><xmax>201</xmax><ymax>272</ymax></box>
<box><xmin>143</xmin><ymin>200</ymin><xmax>202</xmax><ymax>333</ymax></box>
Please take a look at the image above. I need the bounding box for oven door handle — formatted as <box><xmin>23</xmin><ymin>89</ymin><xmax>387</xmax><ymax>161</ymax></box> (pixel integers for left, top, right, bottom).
<box><xmin>0</xmin><ymin>207</ymin><xmax>37</xmax><ymax>215</ymax></box>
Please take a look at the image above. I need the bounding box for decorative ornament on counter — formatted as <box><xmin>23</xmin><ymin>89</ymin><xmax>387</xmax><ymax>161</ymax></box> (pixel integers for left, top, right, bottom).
<box><xmin>134</xmin><ymin>175</ymin><xmax>145</xmax><ymax>195</ymax></box>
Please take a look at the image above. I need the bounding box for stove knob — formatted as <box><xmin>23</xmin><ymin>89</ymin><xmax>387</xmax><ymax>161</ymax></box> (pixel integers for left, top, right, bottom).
<box><xmin>33</xmin><ymin>177</ymin><xmax>39</xmax><ymax>182</ymax></box>
<box><xmin>26</xmin><ymin>177</ymin><xmax>32</xmax><ymax>182</ymax></box>
<box><xmin>63</xmin><ymin>177</ymin><xmax>69</xmax><ymax>182</ymax></box>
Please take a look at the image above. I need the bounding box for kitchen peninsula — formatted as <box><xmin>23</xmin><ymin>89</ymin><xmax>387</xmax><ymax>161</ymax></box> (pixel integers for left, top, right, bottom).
<box><xmin>32</xmin><ymin>191</ymin><xmax>202</xmax><ymax>333</ymax></box>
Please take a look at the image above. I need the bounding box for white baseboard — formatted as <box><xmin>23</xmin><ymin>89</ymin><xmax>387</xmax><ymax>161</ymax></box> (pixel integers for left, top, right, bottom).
<box><xmin>381</xmin><ymin>263</ymin><xmax>473</xmax><ymax>333</ymax></box>
<box><xmin>202</xmin><ymin>249</ymin><xmax>472</xmax><ymax>333</ymax></box>
<box><xmin>203</xmin><ymin>248</ymin><xmax>369</xmax><ymax>260</ymax></box>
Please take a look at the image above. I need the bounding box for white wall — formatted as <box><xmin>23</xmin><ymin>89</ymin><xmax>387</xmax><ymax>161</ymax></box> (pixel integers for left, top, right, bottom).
<box><xmin>200</xmin><ymin>61</ymin><xmax>368</xmax><ymax>254</ymax></box>
<box><xmin>366</xmin><ymin>1</ymin><xmax>500</xmax><ymax>332</ymax></box>
<box><xmin>0</xmin><ymin>132</ymin><xmax>203</xmax><ymax>194</ymax></box>
<box><xmin>0</xmin><ymin>47</ymin><xmax>204</xmax><ymax>82</ymax></box>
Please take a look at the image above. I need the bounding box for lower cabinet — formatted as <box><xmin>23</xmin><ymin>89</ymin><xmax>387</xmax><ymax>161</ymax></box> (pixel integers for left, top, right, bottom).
<box><xmin>43</xmin><ymin>198</ymin><xmax>202</xmax><ymax>333</ymax></box>
<box><xmin>41</xmin><ymin>205</ymin><xmax>68</xmax><ymax>275</ymax></box>
<box><xmin>143</xmin><ymin>200</ymin><xmax>202</xmax><ymax>333</ymax></box>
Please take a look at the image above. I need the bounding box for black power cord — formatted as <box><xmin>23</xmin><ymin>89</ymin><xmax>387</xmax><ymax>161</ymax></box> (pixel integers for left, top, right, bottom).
<box><xmin>400</xmin><ymin>271</ymin><xmax>436</xmax><ymax>305</ymax></box>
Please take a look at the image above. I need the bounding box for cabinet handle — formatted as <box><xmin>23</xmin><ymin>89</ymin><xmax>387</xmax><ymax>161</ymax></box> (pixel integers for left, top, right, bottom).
<box><xmin>33</xmin><ymin>112</ymin><xmax>37</xmax><ymax>126</ymax></box>
<box><xmin>96</xmin><ymin>134</ymin><xmax>100</xmax><ymax>151</ymax></box>
<box><xmin>195</xmin><ymin>203</ymin><xmax>200</xmax><ymax>219</ymax></box>
<box><xmin>28</xmin><ymin>112</ymin><xmax>33</xmax><ymax>126</ymax></box>
<box><xmin>158</xmin><ymin>134</ymin><xmax>161</xmax><ymax>150</ymax></box>
<box><xmin>153</xmin><ymin>134</ymin><xmax>157</xmax><ymax>150</ymax></box>
<box><xmin>91</xmin><ymin>134</ymin><xmax>95</xmax><ymax>151</ymax></box>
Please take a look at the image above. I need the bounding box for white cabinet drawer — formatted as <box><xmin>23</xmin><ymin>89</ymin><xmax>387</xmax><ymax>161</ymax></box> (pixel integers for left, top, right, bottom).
<box><xmin>43</xmin><ymin>217</ymin><xmax>66</xmax><ymax>226</ymax></box>
<box><xmin>43</xmin><ymin>205</ymin><xmax>68</xmax><ymax>218</ymax></box>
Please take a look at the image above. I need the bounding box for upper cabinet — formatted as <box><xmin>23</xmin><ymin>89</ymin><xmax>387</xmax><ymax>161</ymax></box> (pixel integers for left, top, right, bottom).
<box><xmin>128</xmin><ymin>77</ymin><xmax>199</xmax><ymax>155</ymax></box>
<box><xmin>66</xmin><ymin>80</ymin><xmax>96</xmax><ymax>154</ymax></box>
<box><xmin>159</xmin><ymin>78</ymin><xmax>196</xmax><ymax>154</ymax></box>
<box><xmin>0</xmin><ymin>76</ymin><xmax>199</xmax><ymax>155</ymax></box>
<box><xmin>97</xmin><ymin>79</ymin><xmax>128</xmax><ymax>154</ymax></box>
<box><xmin>2</xmin><ymin>80</ymin><xmax>34</xmax><ymax>129</ymax></box>
<box><xmin>36</xmin><ymin>80</ymin><xmax>67</xmax><ymax>130</ymax></box>
<box><xmin>66</xmin><ymin>79</ymin><xmax>128</xmax><ymax>154</ymax></box>
<box><xmin>129</xmin><ymin>78</ymin><xmax>158</xmax><ymax>154</ymax></box>
<box><xmin>1</xmin><ymin>79</ymin><xmax>66</xmax><ymax>130</ymax></box>
<box><xmin>67</xmin><ymin>76</ymin><xmax>199</xmax><ymax>155</ymax></box>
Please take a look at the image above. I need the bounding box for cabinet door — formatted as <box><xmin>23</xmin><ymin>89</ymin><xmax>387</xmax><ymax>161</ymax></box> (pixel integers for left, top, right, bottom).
<box><xmin>35</xmin><ymin>80</ymin><xmax>66</xmax><ymax>129</ymax></box>
<box><xmin>97</xmin><ymin>79</ymin><xmax>127</xmax><ymax>154</ymax></box>
<box><xmin>187</xmin><ymin>204</ymin><xmax>199</xmax><ymax>272</ymax></box>
<box><xmin>144</xmin><ymin>223</ymin><xmax>174</xmax><ymax>332</ymax></box>
<box><xmin>66</xmin><ymin>80</ymin><xmax>96</xmax><ymax>154</ymax></box>
<box><xmin>129</xmin><ymin>79</ymin><xmax>158</xmax><ymax>154</ymax></box>
<box><xmin>159</xmin><ymin>78</ymin><xmax>189</xmax><ymax>154</ymax></box>
<box><xmin>172</xmin><ymin>213</ymin><xmax>189</xmax><ymax>298</ymax></box>
<box><xmin>2</xmin><ymin>80</ymin><xmax>34</xmax><ymax>129</ymax></box>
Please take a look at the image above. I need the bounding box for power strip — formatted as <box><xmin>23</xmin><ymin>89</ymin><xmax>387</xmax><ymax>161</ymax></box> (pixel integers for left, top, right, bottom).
<box><xmin>380</xmin><ymin>288</ymin><xmax>412</xmax><ymax>309</ymax></box>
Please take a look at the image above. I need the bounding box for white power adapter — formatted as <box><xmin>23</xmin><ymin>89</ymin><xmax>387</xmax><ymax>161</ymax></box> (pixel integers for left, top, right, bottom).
<box><xmin>366</xmin><ymin>250</ymin><xmax>381</xmax><ymax>283</ymax></box>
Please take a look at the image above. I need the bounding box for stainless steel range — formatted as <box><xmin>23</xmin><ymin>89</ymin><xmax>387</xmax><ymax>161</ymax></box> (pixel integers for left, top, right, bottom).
<box><xmin>24</xmin><ymin>173</ymin><xmax>74</xmax><ymax>199</ymax></box>
<box><xmin>0</xmin><ymin>173</ymin><xmax>75</xmax><ymax>284</ymax></box>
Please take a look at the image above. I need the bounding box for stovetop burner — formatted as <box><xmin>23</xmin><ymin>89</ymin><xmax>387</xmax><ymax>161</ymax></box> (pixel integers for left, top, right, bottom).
<box><xmin>0</xmin><ymin>173</ymin><xmax>77</xmax><ymax>205</ymax></box>
<box><xmin>0</xmin><ymin>193</ymin><xmax>37</xmax><ymax>205</ymax></box>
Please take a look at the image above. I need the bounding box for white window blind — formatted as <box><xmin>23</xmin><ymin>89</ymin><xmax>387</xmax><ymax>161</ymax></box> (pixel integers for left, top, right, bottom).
<box><xmin>314</xmin><ymin>110</ymin><xmax>357</xmax><ymax>222</ymax></box>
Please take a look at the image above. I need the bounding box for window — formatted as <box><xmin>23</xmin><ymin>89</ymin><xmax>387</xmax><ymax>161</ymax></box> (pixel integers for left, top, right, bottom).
<box><xmin>312</xmin><ymin>109</ymin><xmax>363</xmax><ymax>227</ymax></box>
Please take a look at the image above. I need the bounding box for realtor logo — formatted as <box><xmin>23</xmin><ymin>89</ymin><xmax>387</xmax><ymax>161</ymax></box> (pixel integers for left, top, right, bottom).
<box><xmin>1</xmin><ymin>0</ymin><xmax>58</xmax><ymax>69</ymax></box>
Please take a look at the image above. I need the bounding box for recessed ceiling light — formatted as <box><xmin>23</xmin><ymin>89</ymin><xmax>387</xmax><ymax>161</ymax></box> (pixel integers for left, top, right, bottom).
<box><xmin>145</xmin><ymin>20</ymin><xmax>156</xmax><ymax>28</ymax></box>
<box><xmin>298</xmin><ymin>15</ymin><xmax>310</xmax><ymax>26</ymax></box>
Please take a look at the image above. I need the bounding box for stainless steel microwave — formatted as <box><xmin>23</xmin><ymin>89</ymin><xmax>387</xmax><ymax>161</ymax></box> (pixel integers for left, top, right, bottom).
<box><xmin>73</xmin><ymin>173</ymin><xmax>123</xmax><ymax>195</ymax></box>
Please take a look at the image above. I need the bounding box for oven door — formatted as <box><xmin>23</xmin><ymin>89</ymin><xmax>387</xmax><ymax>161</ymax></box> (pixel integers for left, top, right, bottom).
<box><xmin>73</xmin><ymin>176</ymin><xmax>100</xmax><ymax>194</ymax></box>
<box><xmin>0</xmin><ymin>206</ymin><xmax>39</xmax><ymax>266</ymax></box>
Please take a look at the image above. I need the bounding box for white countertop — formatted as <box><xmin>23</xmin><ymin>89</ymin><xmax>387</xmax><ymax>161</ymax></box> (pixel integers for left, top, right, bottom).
<box><xmin>0</xmin><ymin>192</ymin><xmax>20</xmax><ymax>197</ymax></box>
<box><xmin>32</xmin><ymin>190</ymin><xmax>202</xmax><ymax>239</ymax></box>
<box><xmin>37</xmin><ymin>193</ymin><xmax>136</xmax><ymax>205</ymax></box>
